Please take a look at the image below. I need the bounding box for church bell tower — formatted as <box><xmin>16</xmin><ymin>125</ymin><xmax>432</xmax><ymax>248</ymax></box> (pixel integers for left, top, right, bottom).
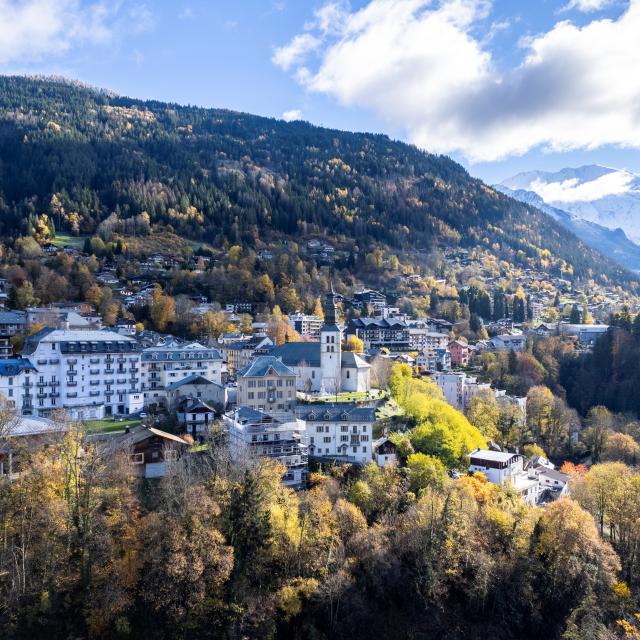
<box><xmin>320</xmin><ymin>283</ymin><xmax>342</xmax><ymax>395</ymax></box>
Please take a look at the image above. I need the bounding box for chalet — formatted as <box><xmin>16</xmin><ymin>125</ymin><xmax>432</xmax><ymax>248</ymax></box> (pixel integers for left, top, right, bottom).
<box><xmin>373</xmin><ymin>436</ymin><xmax>398</xmax><ymax>467</ymax></box>
<box><xmin>107</xmin><ymin>425</ymin><xmax>190</xmax><ymax>478</ymax></box>
<box><xmin>176</xmin><ymin>397</ymin><xmax>215</xmax><ymax>438</ymax></box>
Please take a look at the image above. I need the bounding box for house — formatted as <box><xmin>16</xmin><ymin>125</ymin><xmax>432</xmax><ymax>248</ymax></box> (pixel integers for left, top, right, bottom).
<box><xmin>488</xmin><ymin>334</ymin><xmax>527</xmax><ymax>352</ymax></box>
<box><xmin>351</xmin><ymin>289</ymin><xmax>387</xmax><ymax>311</ymax></box>
<box><xmin>236</xmin><ymin>356</ymin><xmax>297</xmax><ymax>413</ymax></box>
<box><xmin>468</xmin><ymin>449</ymin><xmax>524</xmax><ymax>485</ymax></box>
<box><xmin>373</xmin><ymin>436</ymin><xmax>398</xmax><ymax>467</ymax></box>
<box><xmin>468</xmin><ymin>449</ymin><xmax>540</xmax><ymax>505</ymax></box>
<box><xmin>537</xmin><ymin>467</ymin><xmax>570</xmax><ymax>496</ymax></box>
<box><xmin>105</xmin><ymin>425</ymin><xmax>190</xmax><ymax>478</ymax></box>
<box><xmin>269</xmin><ymin>287</ymin><xmax>371</xmax><ymax>394</ymax></box>
<box><xmin>21</xmin><ymin>328</ymin><xmax>144</xmax><ymax>419</ymax></box>
<box><xmin>166</xmin><ymin>374</ymin><xmax>227</xmax><ymax>411</ymax></box>
<box><xmin>297</xmin><ymin>403</ymin><xmax>376</xmax><ymax>464</ymax></box>
<box><xmin>224</xmin><ymin>407</ymin><xmax>308</xmax><ymax>488</ymax></box>
<box><xmin>448</xmin><ymin>340</ymin><xmax>470</xmax><ymax>367</ymax></box>
<box><xmin>176</xmin><ymin>397</ymin><xmax>215</xmax><ymax>438</ymax></box>
<box><xmin>416</xmin><ymin>348</ymin><xmax>451</xmax><ymax>372</ymax></box>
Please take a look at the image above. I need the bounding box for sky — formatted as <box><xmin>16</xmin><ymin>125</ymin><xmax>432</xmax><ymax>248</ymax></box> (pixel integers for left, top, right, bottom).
<box><xmin>1</xmin><ymin>0</ymin><xmax>640</xmax><ymax>184</ymax></box>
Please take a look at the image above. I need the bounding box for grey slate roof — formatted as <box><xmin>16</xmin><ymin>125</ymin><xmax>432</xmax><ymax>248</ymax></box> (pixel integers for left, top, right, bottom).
<box><xmin>269</xmin><ymin>342</ymin><xmax>322</xmax><ymax>368</ymax></box>
<box><xmin>297</xmin><ymin>402</ymin><xmax>376</xmax><ymax>422</ymax></box>
<box><xmin>340</xmin><ymin>351</ymin><xmax>370</xmax><ymax>369</ymax></box>
<box><xmin>0</xmin><ymin>310</ymin><xmax>27</xmax><ymax>324</ymax></box>
<box><xmin>165</xmin><ymin>374</ymin><xmax>222</xmax><ymax>391</ymax></box>
<box><xmin>0</xmin><ymin>358</ymin><xmax>36</xmax><ymax>376</ymax></box>
<box><xmin>236</xmin><ymin>355</ymin><xmax>296</xmax><ymax>378</ymax></box>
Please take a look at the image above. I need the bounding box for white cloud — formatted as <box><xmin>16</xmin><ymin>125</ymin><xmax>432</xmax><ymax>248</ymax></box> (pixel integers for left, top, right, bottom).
<box><xmin>531</xmin><ymin>171</ymin><xmax>637</xmax><ymax>203</ymax></box>
<box><xmin>562</xmin><ymin>0</ymin><xmax>614</xmax><ymax>12</ymax></box>
<box><xmin>274</xmin><ymin>0</ymin><xmax>640</xmax><ymax>162</ymax></box>
<box><xmin>272</xmin><ymin>33</ymin><xmax>321</xmax><ymax>71</ymax></box>
<box><xmin>178</xmin><ymin>6</ymin><xmax>193</xmax><ymax>19</ymax></box>
<box><xmin>282</xmin><ymin>109</ymin><xmax>304</xmax><ymax>122</ymax></box>
<box><xmin>128</xmin><ymin>3</ymin><xmax>154</xmax><ymax>33</ymax></box>
<box><xmin>0</xmin><ymin>0</ymin><xmax>152</xmax><ymax>65</ymax></box>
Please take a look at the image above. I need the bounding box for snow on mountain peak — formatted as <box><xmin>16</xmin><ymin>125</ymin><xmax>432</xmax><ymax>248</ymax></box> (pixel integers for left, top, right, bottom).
<box><xmin>500</xmin><ymin>165</ymin><xmax>640</xmax><ymax>243</ymax></box>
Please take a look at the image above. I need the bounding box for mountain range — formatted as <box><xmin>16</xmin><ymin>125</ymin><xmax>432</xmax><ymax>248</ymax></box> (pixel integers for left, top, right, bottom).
<box><xmin>499</xmin><ymin>165</ymin><xmax>640</xmax><ymax>271</ymax></box>
<box><xmin>0</xmin><ymin>75</ymin><xmax>635</xmax><ymax>287</ymax></box>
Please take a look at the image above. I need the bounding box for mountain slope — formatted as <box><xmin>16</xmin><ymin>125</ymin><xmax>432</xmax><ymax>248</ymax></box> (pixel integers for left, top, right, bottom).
<box><xmin>496</xmin><ymin>184</ymin><xmax>640</xmax><ymax>272</ymax></box>
<box><xmin>0</xmin><ymin>75</ymin><xmax>634</xmax><ymax>286</ymax></box>
<box><xmin>502</xmin><ymin>165</ymin><xmax>640</xmax><ymax>244</ymax></box>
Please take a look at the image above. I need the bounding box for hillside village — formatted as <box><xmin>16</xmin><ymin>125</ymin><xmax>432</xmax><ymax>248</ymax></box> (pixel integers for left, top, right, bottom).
<box><xmin>0</xmin><ymin>245</ymin><xmax>622</xmax><ymax>504</ymax></box>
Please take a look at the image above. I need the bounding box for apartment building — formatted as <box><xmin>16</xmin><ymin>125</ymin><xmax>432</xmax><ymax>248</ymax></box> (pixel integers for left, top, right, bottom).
<box><xmin>236</xmin><ymin>356</ymin><xmax>297</xmax><ymax>413</ymax></box>
<box><xmin>346</xmin><ymin>317</ymin><xmax>410</xmax><ymax>351</ymax></box>
<box><xmin>296</xmin><ymin>403</ymin><xmax>376</xmax><ymax>464</ymax></box>
<box><xmin>408</xmin><ymin>326</ymin><xmax>449</xmax><ymax>351</ymax></box>
<box><xmin>224</xmin><ymin>407</ymin><xmax>308</xmax><ymax>488</ymax></box>
<box><xmin>141</xmin><ymin>341</ymin><xmax>225</xmax><ymax>406</ymax></box>
<box><xmin>21</xmin><ymin>328</ymin><xmax>143</xmax><ymax>420</ymax></box>
<box><xmin>287</xmin><ymin>313</ymin><xmax>323</xmax><ymax>339</ymax></box>
<box><xmin>222</xmin><ymin>336</ymin><xmax>273</xmax><ymax>374</ymax></box>
<box><xmin>432</xmin><ymin>371</ymin><xmax>491</xmax><ymax>410</ymax></box>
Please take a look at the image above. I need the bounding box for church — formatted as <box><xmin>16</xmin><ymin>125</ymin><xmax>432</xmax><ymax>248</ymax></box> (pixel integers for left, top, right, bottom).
<box><xmin>269</xmin><ymin>287</ymin><xmax>371</xmax><ymax>394</ymax></box>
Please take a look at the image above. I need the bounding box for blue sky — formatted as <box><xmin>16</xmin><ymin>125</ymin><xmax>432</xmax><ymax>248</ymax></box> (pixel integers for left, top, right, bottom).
<box><xmin>1</xmin><ymin>0</ymin><xmax>639</xmax><ymax>184</ymax></box>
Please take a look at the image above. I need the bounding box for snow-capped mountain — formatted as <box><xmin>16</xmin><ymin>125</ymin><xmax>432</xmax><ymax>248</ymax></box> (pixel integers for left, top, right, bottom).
<box><xmin>501</xmin><ymin>165</ymin><xmax>640</xmax><ymax>244</ymax></box>
<box><xmin>495</xmin><ymin>184</ymin><xmax>640</xmax><ymax>272</ymax></box>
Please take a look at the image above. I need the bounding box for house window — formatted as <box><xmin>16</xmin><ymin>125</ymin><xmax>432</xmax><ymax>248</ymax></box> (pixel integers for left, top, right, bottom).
<box><xmin>130</xmin><ymin>453</ymin><xmax>144</xmax><ymax>465</ymax></box>
<box><xmin>323</xmin><ymin>436</ymin><xmax>331</xmax><ymax>443</ymax></box>
<box><xmin>165</xmin><ymin>450</ymin><xmax>178</xmax><ymax>462</ymax></box>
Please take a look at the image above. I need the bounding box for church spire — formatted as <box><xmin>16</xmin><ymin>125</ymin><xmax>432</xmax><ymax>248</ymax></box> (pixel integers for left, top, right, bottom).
<box><xmin>323</xmin><ymin>282</ymin><xmax>339</xmax><ymax>327</ymax></box>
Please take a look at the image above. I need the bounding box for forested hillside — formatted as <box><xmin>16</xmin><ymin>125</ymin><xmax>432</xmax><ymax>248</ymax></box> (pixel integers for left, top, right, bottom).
<box><xmin>0</xmin><ymin>75</ymin><xmax>632</xmax><ymax>287</ymax></box>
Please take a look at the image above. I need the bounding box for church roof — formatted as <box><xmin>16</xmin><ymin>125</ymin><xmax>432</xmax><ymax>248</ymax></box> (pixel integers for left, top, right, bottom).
<box><xmin>269</xmin><ymin>342</ymin><xmax>322</xmax><ymax>368</ymax></box>
<box><xmin>341</xmin><ymin>351</ymin><xmax>371</xmax><ymax>369</ymax></box>
<box><xmin>320</xmin><ymin>323</ymin><xmax>341</xmax><ymax>333</ymax></box>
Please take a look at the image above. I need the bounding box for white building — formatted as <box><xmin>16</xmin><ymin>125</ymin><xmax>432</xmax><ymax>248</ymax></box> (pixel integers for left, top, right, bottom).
<box><xmin>432</xmin><ymin>372</ymin><xmax>491</xmax><ymax>410</ymax></box>
<box><xmin>408</xmin><ymin>327</ymin><xmax>449</xmax><ymax>352</ymax></box>
<box><xmin>373</xmin><ymin>436</ymin><xmax>398</xmax><ymax>467</ymax></box>
<box><xmin>0</xmin><ymin>358</ymin><xmax>37</xmax><ymax>414</ymax></box>
<box><xmin>269</xmin><ymin>287</ymin><xmax>371</xmax><ymax>394</ymax></box>
<box><xmin>224</xmin><ymin>407</ymin><xmax>308</xmax><ymax>488</ymax></box>
<box><xmin>287</xmin><ymin>313</ymin><xmax>323</xmax><ymax>339</ymax></box>
<box><xmin>488</xmin><ymin>334</ymin><xmax>527</xmax><ymax>352</ymax></box>
<box><xmin>296</xmin><ymin>403</ymin><xmax>376</xmax><ymax>464</ymax></box>
<box><xmin>21</xmin><ymin>328</ymin><xmax>143</xmax><ymax>420</ymax></box>
<box><xmin>141</xmin><ymin>340</ymin><xmax>225</xmax><ymax>407</ymax></box>
<box><xmin>468</xmin><ymin>449</ymin><xmax>540</xmax><ymax>505</ymax></box>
